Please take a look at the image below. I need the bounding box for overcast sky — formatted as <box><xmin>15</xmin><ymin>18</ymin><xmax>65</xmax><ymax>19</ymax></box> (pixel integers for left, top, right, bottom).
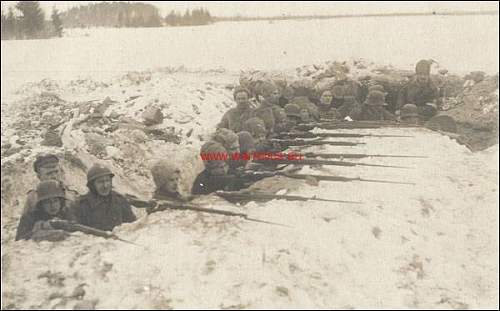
<box><xmin>1</xmin><ymin>1</ymin><xmax>498</xmax><ymax>17</ymax></box>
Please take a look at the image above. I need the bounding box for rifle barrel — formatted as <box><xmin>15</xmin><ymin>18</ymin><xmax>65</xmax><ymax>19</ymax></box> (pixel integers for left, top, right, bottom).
<box><xmin>280</xmin><ymin>132</ymin><xmax>413</xmax><ymax>138</ymax></box>
<box><xmin>256</xmin><ymin>158</ymin><xmax>410</xmax><ymax>169</ymax></box>
<box><xmin>271</xmin><ymin>139</ymin><xmax>362</xmax><ymax>146</ymax></box>
<box><xmin>215</xmin><ymin>191</ymin><xmax>361</xmax><ymax>204</ymax></box>
<box><xmin>283</xmin><ymin>173</ymin><xmax>413</xmax><ymax>185</ymax></box>
<box><xmin>304</xmin><ymin>153</ymin><xmax>427</xmax><ymax>159</ymax></box>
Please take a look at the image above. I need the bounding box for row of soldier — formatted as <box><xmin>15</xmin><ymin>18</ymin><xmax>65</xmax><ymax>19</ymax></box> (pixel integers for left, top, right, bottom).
<box><xmin>16</xmin><ymin>59</ymin><xmax>438</xmax><ymax>241</ymax></box>
<box><xmin>191</xmin><ymin>59</ymin><xmax>439</xmax><ymax>193</ymax></box>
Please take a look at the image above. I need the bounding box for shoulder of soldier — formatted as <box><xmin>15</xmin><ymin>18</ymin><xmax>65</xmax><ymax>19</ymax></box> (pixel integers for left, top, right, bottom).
<box><xmin>111</xmin><ymin>191</ymin><xmax>131</xmax><ymax>206</ymax></box>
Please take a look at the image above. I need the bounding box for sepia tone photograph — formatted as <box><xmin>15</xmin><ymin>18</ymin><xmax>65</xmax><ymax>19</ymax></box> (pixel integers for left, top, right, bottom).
<box><xmin>1</xmin><ymin>1</ymin><xmax>499</xmax><ymax>309</ymax></box>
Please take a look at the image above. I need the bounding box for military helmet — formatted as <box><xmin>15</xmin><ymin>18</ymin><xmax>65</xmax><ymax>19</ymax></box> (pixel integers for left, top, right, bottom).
<box><xmin>33</xmin><ymin>153</ymin><xmax>59</xmax><ymax>173</ymax></box>
<box><xmin>366</xmin><ymin>90</ymin><xmax>387</xmax><ymax>106</ymax></box>
<box><xmin>284</xmin><ymin>104</ymin><xmax>302</xmax><ymax>118</ymax></box>
<box><xmin>368</xmin><ymin>84</ymin><xmax>386</xmax><ymax>93</ymax></box>
<box><xmin>233</xmin><ymin>86</ymin><xmax>251</xmax><ymax>99</ymax></box>
<box><xmin>259</xmin><ymin>82</ymin><xmax>279</xmax><ymax>98</ymax></box>
<box><xmin>212</xmin><ymin>128</ymin><xmax>239</xmax><ymax>147</ymax></box>
<box><xmin>415</xmin><ymin>59</ymin><xmax>431</xmax><ymax>75</ymax></box>
<box><xmin>237</xmin><ymin>131</ymin><xmax>255</xmax><ymax>154</ymax></box>
<box><xmin>87</xmin><ymin>164</ymin><xmax>114</xmax><ymax>186</ymax></box>
<box><xmin>400</xmin><ymin>104</ymin><xmax>419</xmax><ymax>118</ymax></box>
<box><xmin>36</xmin><ymin>180</ymin><xmax>65</xmax><ymax>206</ymax></box>
<box><xmin>200</xmin><ymin>141</ymin><xmax>227</xmax><ymax>169</ymax></box>
<box><xmin>242</xmin><ymin>117</ymin><xmax>267</xmax><ymax>138</ymax></box>
<box><xmin>331</xmin><ymin>85</ymin><xmax>345</xmax><ymax>99</ymax></box>
<box><xmin>272</xmin><ymin>107</ymin><xmax>287</xmax><ymax>123</ymax></box>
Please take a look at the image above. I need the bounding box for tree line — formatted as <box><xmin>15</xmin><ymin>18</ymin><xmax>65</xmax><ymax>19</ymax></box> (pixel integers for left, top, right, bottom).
<box><xmin>58</xmin><ymin>2</ymin><xmax>213</xmax><ymax>28</ymax></box>
<box><xmin>1</xmin><ymin>2</ymin><xmax>215</xmax><ymax>40</ymax></box>
<box><xmin>1</xmin><ymin>1</ymin><xmax>63</xmax><ymax>40</ymax></box>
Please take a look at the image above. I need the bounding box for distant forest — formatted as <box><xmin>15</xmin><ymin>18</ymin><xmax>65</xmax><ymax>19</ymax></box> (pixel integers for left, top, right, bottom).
<box><xmin>60</xmin><ymin>2</ymin><xmax>213</xmax><ymax>28</ymax></box>
<box><xmin>1</xmin><ymin>1</ymin><xmax>63</xmax><ymax>40</ymax></box>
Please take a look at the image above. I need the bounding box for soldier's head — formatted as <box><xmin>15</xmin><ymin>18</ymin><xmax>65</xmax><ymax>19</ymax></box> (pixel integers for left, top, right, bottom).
<box><xmin>212</xmin><ymin>128</ymin><xmax>240</xmax><ymax>154</ymax></box>
<box><xmin>233</xmin><ymin>86</ymin><xmax>251</xmax><ymax>109</ymax></box>
<box><xmin>319</xmin><ymin>90</ymin><xmax>333</xmax><ymax>107</ymax></box>
<box><xmin>242</xmin><ymin>117</ymin><xmax>268</xmax><ymax>143</ymax></box>
<box><xmin>34</xmin><ymin>154</ymin><xmax>62</xmax><ymax>182</ymax></box>
<box><xmin>237</xmin><ymin>131</ymin><xmax>256</xmax><ymax>155</ymax></box>
<box><xmin>366</xmin><ymin>90</ymin><xmax>387</xmax><ymax>107</ymax></box>
<box><xmin>368</xmin><ymin>84</ymin><xmax>386</xmax><ymax>94</ymax></box>
<box><xmin>415</xmin><ymin>59</ymin><xmax>431</xmax><ymax>83</ymax></box>
<box><xmin>284</xmin><ymin>104</ymin><xmax>302</xmax><ymax>125</ymax></box>
<box><xmin>331</xmin><ymin>85</ymin><xmax>344</xmax><ymax>100</ymax></box>
<box><xmin>299</xmin><ymin>108</ymin><xmax>311</xmax><ymax>123</ymax></box>
<box><xmin>87</xmin><ymin>165</ymin><xmax>114</xmax><ymax>197</ymax></box>
<box><xmin>36</xmin><ymin>180</ymin><xmax>65</xmax><ymax>216</ymax></box>
<box><xmin>260</xmin><ymin>82</ymin><xmax>281</xmax><ymax>105</ymax></box>
<box><xmin>400</xmin><ymin>104</ymin><xmax>420</xmax><ymax>124</ymax></box>
<box><xmin>201</xmin><ymin>141</ymin><xmax>229</xmax><ymax>176</ymax></box>
<box><xmin>151</xmin><ymin>161</ymin><xmax>182</xmax><ymax>198</ymax></box>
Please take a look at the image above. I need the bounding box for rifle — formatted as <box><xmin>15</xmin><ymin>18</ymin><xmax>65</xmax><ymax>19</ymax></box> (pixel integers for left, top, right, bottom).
<box><xmin>48</xmin><ymin>220</ymin><xmax>139</xmax><ymax>246</ymax></box>
<box><xmin>302</xmin><ymin>152</ymin><xmax>428</xmax><ymax>159</ymax></box>
<box><xmin>282</xmin><ymin>173</ymin><xmax>415</xmax><ymax>185</ymax></box>
<box><xmin>296</xmin><ymin>121</ymin><xmax>422</xmax><ymax>131</ymax></box>
<box><xmin>215</xmin><ymin>190</ymin><xmax>362</xmax><ymax>204</ymax></box>
<box><xmin>277</xmin><ymin>132</ymin><xmax>413</xmax><ymax>139</ymax></box>
<box><xmin>255</xmin><ymin>158</ymin><xmax>411</xmax><ymax>169</ymax></box>
<box><xmin>270</xmin><ymin>138</ymin><xmax>363</xmax><ymax>147</ymax></box>
<box><xmin>149</xmin><ymin>200</ymin><xmax>289</xmax><ymax>227</ymax></box>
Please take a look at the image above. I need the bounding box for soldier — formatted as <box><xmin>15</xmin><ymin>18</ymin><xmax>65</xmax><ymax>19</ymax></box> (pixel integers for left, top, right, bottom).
<box><xmin>252</xmin><ymin>82</ymin><xmax>277</xmax><ymax>133</ymax></box>
<box><xmin>217</xmin><ymin>86</ymin><xmax>254</xmax><ymax>133</ymax></box>
<box><xmin>284</xmin><ymin>103</ymin><xmax>306</xmax><ymax>126</ymax></box>
<box><xmin>397</xmin><ymin>59</ymin><xmax>439</xmax><ymax>120</ymax></box>
<box><xmin>192</xmin><ymin>141</ymin><xmax>232</xmax><ymax>195</ymax></box>
<box><xmin>272</xmin><ymin>107</ymin><xmax>290</xmax><ymax>134</ymax></box>
<box><xmin>290</xmin><ymin>96</ymin><xmax>320</xmax><ymax>121</ymax></box>
<box><xmin>333</xmin><ymin>72</ymin><xmax>364</xmax><ymax>103</ymax></box>
<box><xmin>72</xmin><ymin>165</ymin><xmax>136</xmax><ymax>231</ymax></box>
<box><xmin>317</xmin><ymin>90</ymin><xmax>341</xmax><ymax>120</ymax></box>
<box><xmin>212</xmin><ymin>128</ymin><xmax>241</xmax><ymax>171</ymax></box>
<box><xmin>242</xmin><ymin>117</ymin><xmax>272</xmax><ymax>152</ymax></box>
<box><xmin>347</xmin><ymin>90</ymin><xmax>396</xmax><ymax>121</ymax></box>
<box><xmin>23</xmin><ymin>153</ymin><xmax>79</xmax><ymax>215</ymax></box>
<box><xmin>151</xmin><ymin>161</ymin><xmax>184</xmax><ymax>200</ymax></box>
<box><xmin>400</xmin><ymin>104</ymin><xmax>420</xmax><ymax>125</ymax></box>
<box><xmin>16</xmin><ymin>180</ymin><xmax>76</xmax><ymax>241</ymax></box>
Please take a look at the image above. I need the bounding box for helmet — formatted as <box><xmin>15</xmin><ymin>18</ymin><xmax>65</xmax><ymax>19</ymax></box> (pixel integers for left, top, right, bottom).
<box><xmin>284</xmin><ymin>104</ymin><xmax>301</xmax><ymax>118</ymax></box>
<box><xmin>33</xmin><ymin>153</ymin><xmax>59</xmax><ymax>173</ymax></box>
<box><xmin>272</xmin><ymin>107</ymin><xmax>287</xmax><ymax>123</ymax></box>
<box><xmin>36</xmin><ymin>180</ymin><xmax>65</xmax><ymax>206</ymax></box>
<box><xmin>212</xmin><ymin>128</ymin><xmax>239</xmax><ymax>147</ymax></box>
<box><xmin>331</xmin><ymin>85</ymin><xmax>345</xmax><ymax>99</ymax></box>
<box><xmin>87</xmin><ymin>165</ymin><xmax>114</xmax><ymax>187</ymax></box>
<box><xmin>400</xmin><ymin>104</ymin><xmax>419</xmax><ymax>118</ymax></box>
<box><xmin>200</xmin><ymin>141</ymin><xmax>227</xmax><ymax>169</ymax></box>
<box><xmin>242</xmin><ymin>117</ymin><xmax>267</xmax><ymax>138</ymax></box>
<box><xmin>368</xmin><ymin>84</ymin><xmax>386</xmax><ymax>93</ymax></box>
<box><xmin>233</xmin><ymin>86</ymin><xmax>251</xmax><ymax>99</ymax></box>
<box><xmin>366</xmin><ymin>91</ymin><xmax>387</xmax><ymax>106</ymax></box>
<box><xmin>258</xmin><ymin>82</ymin><xmax>279</xmax><ymax>98</ymax></box>
<box><xmin>415</xmin><ymin>59</ymin><xmax>431</xmax><ymax>75</ymax></box>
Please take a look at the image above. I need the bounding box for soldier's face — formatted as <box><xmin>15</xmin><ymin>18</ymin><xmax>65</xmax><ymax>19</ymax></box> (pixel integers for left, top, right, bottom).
<box><xmin>164</xmin><ymin>171</ymin><xmax>181</xmax><ymax>193</ymax></box>
<box><xmin>235</xmin><ymin>92</ymin><xmax>249</xmax><ymax>108</ymax></box>
<box><xmin>264</xmin><ymin>89</ymin><xmax>280</xmax><ymax>105</ymax></box>
<box><xmin>41</xmin><ymin>197</ymin><xmax>62</xmax><ymax>216</ymax></box>
<box><xmin>300</xmin><ymin>109</ymin><xmax>311</xmax><ymax>122</ymax></box>
<box><xmin>94</xmin><ymin>175</ymin><xmax>113</xmax><ymax>196</ymax></box>
<box><xmin>209</xmin><ymin>161</ymin><xmax>228</xmax><ymax>176</ymax></box>
<box><xmin>416</xmin><ymin>74</ymin><xmax>429</xmax><ymax>83</ymax></box>
<box><xmin>37</xmin><ymin>164</ymin><xmax>61</xmax><ymax>182</ymax></box>
<box><xmin>320</xmin><ymin>91</ymin><xmax>333</xmax><ymax>106</ymax></box>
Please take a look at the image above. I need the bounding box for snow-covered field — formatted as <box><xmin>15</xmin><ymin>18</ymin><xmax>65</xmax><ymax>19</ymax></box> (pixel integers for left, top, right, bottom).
<box><xmin>2</xmin><ymin>15</ymin><xmax>499</xmax><ymax>96</ymax></box>
<box><xmin>1</xmin><ymin>17</ymin><xmax>499</xmax><ymax>309</ymax></box>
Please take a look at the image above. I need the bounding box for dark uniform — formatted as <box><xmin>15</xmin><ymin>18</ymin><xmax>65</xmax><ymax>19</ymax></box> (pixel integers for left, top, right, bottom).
<box><xmin>72</xmin><ymin>165</ymin><xmax>136</xmax><ymax>231</ymax></box>
<box><xmin>397</xmin><ymin>60</ymin><xmax>439</xmax><ymax>119</ymax></box>
<box><xmin>217</xmin><ymin>107</ymin><xmax>255</xmax><ymax>133</ymax></box>
<box><xmin>16</xmin><ymin>181</ymin><xmax>76</xmax><ymax>241</ymax></box>
<box><xmin>348</xmin><ymin>91</ymin><xmax>396</xmax><ymax>121</ymax></box>
<box><xmin>72</xmin><ymin>191</ymin><xmax>136</xmax><ymax>231</ymax></box>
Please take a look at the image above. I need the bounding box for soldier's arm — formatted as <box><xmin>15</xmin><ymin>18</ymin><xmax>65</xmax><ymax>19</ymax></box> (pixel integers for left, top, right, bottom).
<box><xmin>120</xmin><ymin>196</ymin><xmax>137</xmax><ymax>223</ymax></box>
<box><xmin>15</xmin><ymin>213</ymin><xmax>37</xmax><ymax>241</ymax></box>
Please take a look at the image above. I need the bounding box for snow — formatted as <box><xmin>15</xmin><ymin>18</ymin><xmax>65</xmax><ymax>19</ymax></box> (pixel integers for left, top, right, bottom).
<box><xmin>1</xmin><ymin>20</ymin><xmax>499</xmax><ymax>309</ymax></box>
